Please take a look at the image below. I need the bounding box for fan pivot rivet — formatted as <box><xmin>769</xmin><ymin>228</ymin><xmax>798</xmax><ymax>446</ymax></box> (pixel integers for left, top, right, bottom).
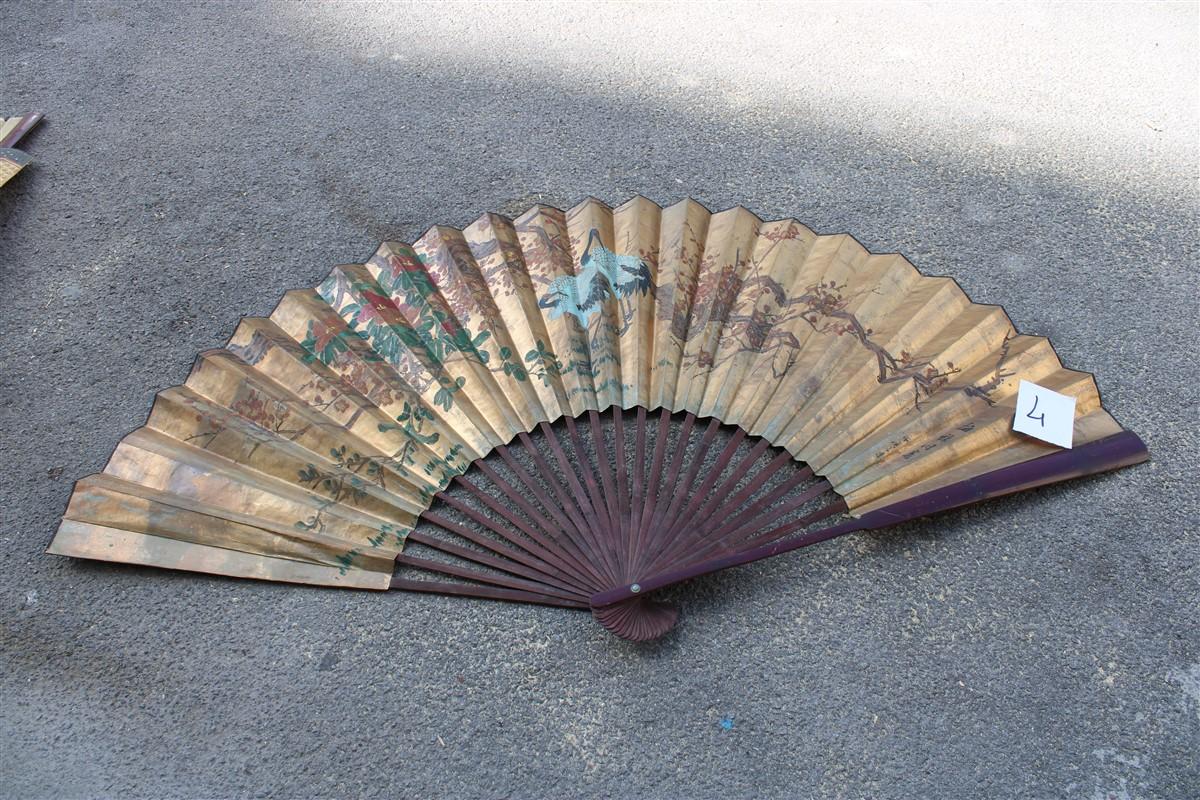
<box><xmin>630</xmin><ymin>583</ymin><xmax>641</xmax><ymax>593</ymax></box>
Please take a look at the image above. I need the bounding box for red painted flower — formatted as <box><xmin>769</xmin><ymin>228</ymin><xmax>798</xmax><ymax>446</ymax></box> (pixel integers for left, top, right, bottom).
<box><xmin>310</xmin><ymin>321</ymin><xmax>339</xmax><ymax>354</ymax></box>
<box><xmin>388</xmin><ymin>253</ymin><xmax>423</xmax><ymax>278</ymax></box>
<box><xmin>356</xmin><ymin>291</ymin><xmax>392</xmax><ymax>326</ymax></box>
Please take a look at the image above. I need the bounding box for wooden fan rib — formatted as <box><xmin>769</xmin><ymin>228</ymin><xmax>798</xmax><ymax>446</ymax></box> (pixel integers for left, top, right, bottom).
<box><xmin>610</xmin><ymin>408</ymin><xmax>632</xmax><ymax>572</ymax></box>
<box><xmin>643</xmin><ymin>438</ymin><xmax>782</xmax><ymax>575</ymax></box>
<box><xmin>645</xmin><ymin>458</ymin><xmax>823</xmax><ymax>575</ymax></box>
<box><xmin>490</xmin><ymin>445</ymin><xmax>611</xmax><ymax>589</ymax></box>
<box><xmin>662</xmin><ymin>436</ymin><xmax>771</xmax><ymax>545</ymax></box>
<box><xmin>654</xmin><ymin>479</ymin><xmax>836</xmax><ymax>575</ymax></box>
<box><xmin>631</xmin><ymin>411</ymin><xmax>697</xmax><ymax>576</ymax></box>
<box><xmin>637</xmin><ymin>417</ymin><xmax>722</xmax><ymax>571</ymax></box>
<box><xmin>510</xmin><ymin>431</ymin><xmax>612</xmax><ymax>587</ymax></box>
<box><xmin>594</xmin><ymin>430</ymin><xmax>1149</xmax><ymax>609</ymax></box>
<box><xmin>467</xmin><ymin>462</ymin><xmax>573</xmax><ymax>548</ymax></box>
<box><xmin>626</xmin><ymin>405</ymin><xmax>648</xmax><ymax>576</ymax></box>
<box><xmin>588</xmin><ymin>408</ymin><xmax>624</xmax><ymax>559</ymax></box>
<box><xmin>670</xmin><ymin>450</ymin><xmax>798</xmax><ymax>543</ymax></box>
<box><xmin>417</xmin><ymin>507</ymin><xmax>592</xmax><ymax>592</ymax></box>
<box><xmin>391</xmin><ymin>576</ymin><xmax>589</xmax><ymax>609</ymax></box>
<box><xmin>655</xmin><ymin>420</ymin><xmax>742</xmax><ymax>544</ymax></box>
<box><xmin>395</xmin><ymin>530</ymin><xmax>586</xmax><ymax>597</ymax></box>
<box><xmin>540</xmin><ymin>419</ymin><xmax>620</xmax><ymax>579</ymax></box>
<box><xmin>532</xmin><ymin>422</ymin><xmax>620</xmax><ymax>584</ymax></box>
<box><xmin>707</xmin><ymin>498</ymin><xmax>849</xmax><ymax>561</ymax></box>
<box><xmin>466</xmin><ymin>460</ymin><xmax>606</xmax><ymax>591</ymax></box>
<box><xmin>425</xmin><ymin>488</ymin><xmax>596</xmax><ymax>594</ymax></box>
<box><xmin>391</xmin><ymin>557</ymin><xmax>588</xmax><ymax>605</ymax></box>
<box><xmin>629</xmin><ymin>407</ymin><xmax>673</xmax><ymax>577</ymax></box>
<box><xmin>562</xmin><ymin>414</ymin><xmax>625</xmax><ymax>583</ymax></box>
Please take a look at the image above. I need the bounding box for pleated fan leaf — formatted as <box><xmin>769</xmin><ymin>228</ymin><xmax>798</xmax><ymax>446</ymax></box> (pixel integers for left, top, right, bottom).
<box><xmin>48</xmin><ymin>197</ymin><xmax>1148</xmax><ymax>640</ymax></box>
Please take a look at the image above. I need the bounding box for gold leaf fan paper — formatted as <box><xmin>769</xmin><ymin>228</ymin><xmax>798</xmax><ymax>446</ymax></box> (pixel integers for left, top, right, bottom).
<box><xmin>0</xmin><ymin>112</ymin><xmax>43</xmax><ymax>188</ymax></box>
<box><xmin>49</xmin><ymin>197</ymin><xmax>1148</xmax><ymax>640</ymax></box>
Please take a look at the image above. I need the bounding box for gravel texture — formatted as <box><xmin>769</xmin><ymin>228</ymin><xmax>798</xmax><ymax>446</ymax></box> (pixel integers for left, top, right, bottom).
<box><xmin>1</xmin><ymin>2</ymin><xmax>1197</xmax><ymax>798</ymax></box>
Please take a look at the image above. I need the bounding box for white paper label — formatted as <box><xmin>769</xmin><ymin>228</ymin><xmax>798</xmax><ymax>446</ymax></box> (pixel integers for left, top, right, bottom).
<box><xmin>1011</xmin><ymin>379</ymin><xmax>1076</xmax><ymax>449</ymax></box>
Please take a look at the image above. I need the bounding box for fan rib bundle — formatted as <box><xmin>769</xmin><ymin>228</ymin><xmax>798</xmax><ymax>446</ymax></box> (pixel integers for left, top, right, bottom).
<box><xmin>49</xmin><ymin>197</ymin><xmax>1147</xmax><ymax>640</ymax></box>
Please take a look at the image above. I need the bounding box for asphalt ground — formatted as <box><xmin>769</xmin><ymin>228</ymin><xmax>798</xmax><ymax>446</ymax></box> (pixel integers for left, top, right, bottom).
<box><xmin>1</xmin><ymin>2</ymin><xmax>1197</xmax><ymax>798</ymax></box>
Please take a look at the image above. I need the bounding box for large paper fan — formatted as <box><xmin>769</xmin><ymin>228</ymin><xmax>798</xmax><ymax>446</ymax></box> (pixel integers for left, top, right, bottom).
<box><xmin>49</xmin><ymin>197</ymin><xmax>1148</xmax><ymax>641</ymax></box>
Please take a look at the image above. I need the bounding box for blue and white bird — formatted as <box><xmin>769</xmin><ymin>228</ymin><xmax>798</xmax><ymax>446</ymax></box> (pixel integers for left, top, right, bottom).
<box><xmin>538</xmin><ymin>229</ymin><xmax>653</xmax><ymax>325</ymax></box>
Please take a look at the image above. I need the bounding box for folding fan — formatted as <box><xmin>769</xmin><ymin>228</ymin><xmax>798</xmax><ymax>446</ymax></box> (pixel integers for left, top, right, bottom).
<box><xmin>0</xmin><ymin>112</ymin><xmax>43</xmax><ymax>188</ymax></box>
<box><xmin>49</xmin><ymin>197</ymin><xmax>1148</xmax><ymax>641</ymax></box>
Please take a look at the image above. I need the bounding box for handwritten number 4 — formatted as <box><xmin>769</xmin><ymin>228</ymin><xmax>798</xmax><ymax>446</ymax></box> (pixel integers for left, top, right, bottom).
<box><xmin>1025</xmin><ymin>395</ymin><xmax>1046</xmax><ymax>427</ymax></box>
